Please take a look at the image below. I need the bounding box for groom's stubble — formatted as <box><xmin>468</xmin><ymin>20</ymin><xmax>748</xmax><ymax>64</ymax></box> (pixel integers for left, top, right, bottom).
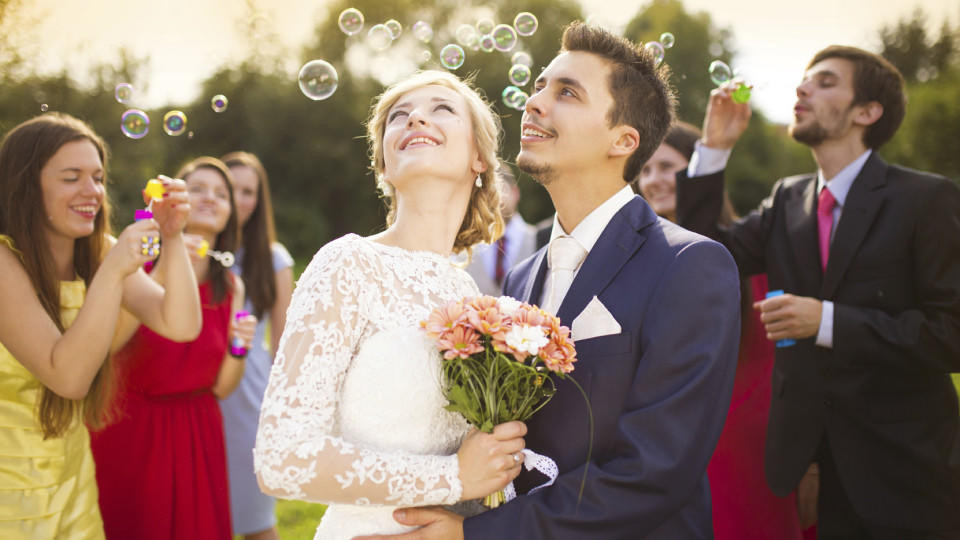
<box><xmin>516</xmin><ymin>151</ymin><xmax>557</xmax><ymax>186</ymax></box>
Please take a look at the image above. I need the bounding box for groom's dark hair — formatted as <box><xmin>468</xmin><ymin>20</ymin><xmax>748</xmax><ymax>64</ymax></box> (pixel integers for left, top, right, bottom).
<box><xmin>561</xmin><ymin>22</ymin><xmax>676</xmax><ymax>183</ymax></box>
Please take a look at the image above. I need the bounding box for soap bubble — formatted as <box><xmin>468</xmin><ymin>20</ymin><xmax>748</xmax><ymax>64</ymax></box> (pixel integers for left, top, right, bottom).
<box><xmin>413</xmin><ymin>21</ymin><xmax>433</xmax><ymax>43</ymax></box>
<box><xmin>421</xmin><ymin>50</ymin><xmax>432</xmax><ymax>63</ymax></box>
<box><xmin>440</xmin><ymin>44</ymin><xmax>466</xmax><ymax>70</ymax></box>
<box><xmin>476</xmin><ymin>18</ymin><xmax>495</xmax><ymax>35</ymax></box>
<box><xmin>644</xmin><ymin>41</ymin><xmax>665</xmax><ymax>66</ymax></box>
<box><xmin>456</xmin><ymin>24</ymin><xmax>479</xmax><ymax>47</ymax></box>
<box><xmin>492</xmin><ymin>24</ymin><xmax>518</xmax><ymax>52</ymax></box>
<box><xmin>211</xmin><ymin>94</ymin><xmax>229</xmax><ymax>113</ymax></box>
<box><xmin>40</xmin><ymin>104</ymin><xmax>48</xmax><ymax>112</ymax></box>
<box><xmin>120</xmin><ymin>109</ymin><xmax>150</xmax><ymax>139</ymax></box>
<box><xmin>115</xmin><ymin>83</ymin><xmax>133</xmax><ymax>104</ymax></box>
<box><xmin>513</xmin><ymin>12</ymin><xmax>538</xmax><ymax>37</ymax></box>
<box><xmin>298</xmin><ymin>60</ymin><xmax>339</xmax><ymax>100</ymax></box>
<box><xmin>660</xmin><ymin>32</ymin><xmax>675</xmax><ymax>49</ymax></box>
<box><xmin>367</xmin><ymin>24</ymin><xmax>393</xmax><ymax>50</ymax></box>
<box><xmin>508</xmin><ymin>64</ymin><xmax>531</xmax><ymax>86</ymax></box>
<box><xmin>479</xmin><ymin>34</ymin><xmax>495</xmax><ymax>53</ymax></box>
<box><xmin>709</xmin><ymin>60</ymin><xmax>732</xmax><ymax>86</ymax></box>
<box><xmin>502</xmin><ymin>85</ymin><xmax>528</xmax><ymax>110</ymax></box>
<box><xmin>338</xmin><ymin>8</ymin><xmax>364</xmax><ymax>35</ymax></box>
<box><xmin>385</xmin><ymin>19</ymin><xmax>402</xmax><ymax>39</ymax></box>
<box><xmin>162</xmin><ymin>110</ymin><xmax>188</xmax><ymax>136</ymax></box>
<box><xmin>511</xmin><ymin>51</ymin><xmax>533</xmax><ymax>67</ymax></box>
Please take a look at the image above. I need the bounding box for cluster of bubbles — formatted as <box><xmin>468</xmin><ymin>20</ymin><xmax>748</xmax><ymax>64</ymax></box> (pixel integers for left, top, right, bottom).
<box><xmin>299</xmin><ymin>59</ymin><xmax>339</xmax><ymax>101</ymax></box>
<box><xmin>641</xmin><ymin>32</ymin><xmax>675</xmax><ymax>68</ymax></box>
<box><xmin>121</xmin><ymin>109</ymin><xmax>150</xmax><ymax>139</ymax></box>
<box><xmin>163</xmin><ymin>111</ymin><xmax>188</xmax><ymax>136</ymax></box>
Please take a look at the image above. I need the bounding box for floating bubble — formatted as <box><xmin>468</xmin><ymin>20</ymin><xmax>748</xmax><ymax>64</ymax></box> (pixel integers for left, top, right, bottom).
<box><xmin>513</xmin><ymin>12</ymin><xmax>538</xmax><ymax>37</ymax></box>
<box><xmin>187</xmin><ymin>131</ymin><xmax>194</xmax><ymax>139</ymax></box>
<box><xmin>162</xmin><ymin>110</ymin><xmax>188</xmax><ymax>136</ymax></box>
<box><xmin>479</xmin><ymin>34</ymin><xmax>495</xmax><ymax>53</ymax></box>
<box><xmin>456</xmin><ymin>24</ymin><xmax>479</xmax><ymax>47</ymax></box>
<box><xmin>211</xmin><ymin>94</ymin><xmax>229</xmax><ymax>113</ymax></box>
<box><xmin>508</xmin><ymin>64</ymin><xmax>531</xmax><ymax>86</ymax></box>
<box><xmin>298</xmin><ymin>59</ymin><xmax>339</xmax><ymax>100</ymax></box>
<box><xmin>40</xmin><ymin>104</ymin><xmax>48</xmax><ymax>112</ymax></box>
<box><xmin>120</xmin><ymin>109</ymin><xmax>150</xmax><ymax>139</ymax></box>
<box><xmin>708</xmin><ymin>60</ymin><xmax>732</xmax><ymax>86</ymax></box>
<box><xmin>413</xmin><ymin>21</ymin><xmax>433</xmax><ymax>43</ymax></box>
<box><xmin>502</xmin><ymin>85</ymin><xmax>528</xmax><ymax>110</ymax></box>
<box><xmin>385</xmin><ymin>19</ymin><xmax>402</xmax><ymax>39</ymax></box>
<box><xmin>338</xmin><ymin>8</ymin><xmax>364</xmax><ymax>35</ymax></box>
<box><xmin>511</xmin><ymin>91</ymin><xmax>529</xmax><ymax>110</ymax></box>
<box><xmin>476</xmin><ymin>18</ymin><xmax>495</xmax><ymax>35</ymax></box>
<box><xmin>115</xmin><ymin>83</ymin><xmax>133</xmax><ymax>104</ymax></box>
<box><xmin>367</xmin><ymin>24</ymin><xmax>393</xmax><ymax>51</ymax></box>
<box><xmin>511</xmin><ymin>51</ymin><xmax>533</xmax><ymax>67</ymax></box>
<box><xmin>660</xmin><ymin>32</ymin><xmax>675</xmax><ymax>49</ymax></box>
<box><xmin>421</xmin><ymin>50</ymin><xmax>432</xmax><ymax>63</ymax></box>
<box><xmin>440</xmin><ymin>44</ymin><xmax>466</xmax><ymax>70</ymax></box>
<box><xmin>492</xmin><ymin>24</ymin><xmax>518</xmax><ymax>52</ymax></box>
<box><xmin>644</xmin><ymin>41</ymin><xmax>665</xmax><ymax>66</ymax></box>
<box><xmin>731</xmin><ymin>82</ymin><xmax>752</xmax><ymax>104</ymax></box>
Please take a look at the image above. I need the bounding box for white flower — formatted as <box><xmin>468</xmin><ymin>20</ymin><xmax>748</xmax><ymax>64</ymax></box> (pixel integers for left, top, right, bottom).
<box><xmin>497</xmin><ymin>296</ymin><xmax>522</xmax><ymax>317</ymax></box>
<box><xmin>504</xmin><ymin>324</ymin><xmax>549</xmax><ymax>356</ymax></box>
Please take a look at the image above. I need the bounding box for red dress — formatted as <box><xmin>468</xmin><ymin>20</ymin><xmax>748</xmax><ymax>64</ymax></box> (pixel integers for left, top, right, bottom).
<box><xmin>708</xmin><ymin>275</ymin><xmax>804</xmax><ymax>539</ymax></box>
<box><xmin>91</xmin><ymin>282</ymin><xmax>232</xmax><ymax>539</ymax></box>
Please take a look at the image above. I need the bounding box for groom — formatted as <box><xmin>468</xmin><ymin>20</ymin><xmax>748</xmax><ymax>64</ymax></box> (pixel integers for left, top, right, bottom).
<box><xmin>361</xmin><ymin>23</ymin><xmax>741</xmax><ymax>538</ymax></box>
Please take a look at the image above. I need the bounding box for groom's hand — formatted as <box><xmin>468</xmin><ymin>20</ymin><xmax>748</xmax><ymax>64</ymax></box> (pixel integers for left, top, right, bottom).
<box><xmin>351</xmin><ymin>507</ymin><xmax>464</xmax><ymax>540</ymax></box>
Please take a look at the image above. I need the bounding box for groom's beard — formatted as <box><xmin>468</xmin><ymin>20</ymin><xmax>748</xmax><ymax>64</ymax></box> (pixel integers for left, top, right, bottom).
<box><xmin>517</xmin><ymin>152</ymin><xmax>556</xmax><ymax>186</ymax></box>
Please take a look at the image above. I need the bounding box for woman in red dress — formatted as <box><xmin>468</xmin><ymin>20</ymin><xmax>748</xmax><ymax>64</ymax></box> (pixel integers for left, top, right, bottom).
<box><xmin>635</xmin><ymin>122</ymin><xmax>808</xmax><ymax>540</ymax></box>
<box><xmin>91</xmin><ymin>157</ymin><xmax>256</xmax><ymax>539</ymax></box>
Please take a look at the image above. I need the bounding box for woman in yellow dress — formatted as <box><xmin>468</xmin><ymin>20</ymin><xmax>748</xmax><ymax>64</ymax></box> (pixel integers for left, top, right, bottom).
<box><xmin>0</xmin><ymin>113</ymin><xmax>202</xmax><ymax>539</ymax></box>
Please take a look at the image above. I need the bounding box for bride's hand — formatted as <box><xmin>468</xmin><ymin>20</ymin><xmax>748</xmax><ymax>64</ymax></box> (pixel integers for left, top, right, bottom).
<box><xmin>456</xmin><ymin>421</ymin><xmax>527</xmax><ymax>501</ymax></box>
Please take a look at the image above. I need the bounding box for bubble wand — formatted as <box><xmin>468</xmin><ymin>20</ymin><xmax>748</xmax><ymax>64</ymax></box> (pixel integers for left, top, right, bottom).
<box><xmin>708</xmin><ymin>60</ymin><xmax>752</xmax><ymax>104</ymax></box>
<box><xmin>195</xmin><ymin>239</ymin><xmax>235</xmax><ymax>268</ymax></box>
<box><xmin>134</xmin><ymin>178</ymin><xmax>165</xmax><ymax>257</ymax></box>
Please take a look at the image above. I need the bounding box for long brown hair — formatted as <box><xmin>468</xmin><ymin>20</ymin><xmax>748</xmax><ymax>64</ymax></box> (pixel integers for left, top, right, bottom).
<box><xmin>221</xmin><ymin>152</ymin><xmax>277</xmax><ymax>318</ymax></box>
<box><xmin>176</xmin><ymin>157</ymin><xmax>239</xmax><ymax>304</ymax></box>
<box><xmin>0</xmin><ymin>113</ymin><xmax>114</xmax><ymax>439</ymax></box>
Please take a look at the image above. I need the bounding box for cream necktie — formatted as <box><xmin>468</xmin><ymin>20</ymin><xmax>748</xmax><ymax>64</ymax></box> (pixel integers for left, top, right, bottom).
<box><xmin>543</xmin><ymin>236</ymin><xmax>588</xmax><ymax>315</ymax></box>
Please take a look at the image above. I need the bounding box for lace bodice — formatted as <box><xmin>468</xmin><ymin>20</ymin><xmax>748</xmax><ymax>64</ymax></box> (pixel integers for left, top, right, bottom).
<box><xmin>253</xmin><ymin>234</ymin><xmax>479</xmax><ymax>509</ymax></box>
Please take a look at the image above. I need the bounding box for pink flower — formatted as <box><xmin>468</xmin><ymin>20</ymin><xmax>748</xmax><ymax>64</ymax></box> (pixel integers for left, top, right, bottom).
<box><xmin>465</xmin><ymin>303</ymin><xmax>506</xmax><ymax>337</ymax></box>
<box><xmin>539</xmin><ymin>324</ymin><xmax>577</xmax><ymax>374</ymax></box>
<box><xmin>436</xmin><ymin>325</ymin><xmax>484</xmax><ymax>360</ymax></box>
<box><xmin>422</xmin><ymin>300</ymin><xmax>466</xmax><ymax>339</ymax></box>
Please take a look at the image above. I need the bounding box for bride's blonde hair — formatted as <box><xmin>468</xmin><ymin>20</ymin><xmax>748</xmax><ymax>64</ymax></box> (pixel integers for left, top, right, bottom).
<box><xmin>366</xmin><ymin>71</ymin><xmax>504</xmax><ymax>254</ymax></box>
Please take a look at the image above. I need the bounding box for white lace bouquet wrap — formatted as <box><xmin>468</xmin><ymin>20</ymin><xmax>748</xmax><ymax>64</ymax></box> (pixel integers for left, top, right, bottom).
<box><xmin>421</xmin><ymin>295</ymin><xmax>593</xmax><ymax>508</ymax></box>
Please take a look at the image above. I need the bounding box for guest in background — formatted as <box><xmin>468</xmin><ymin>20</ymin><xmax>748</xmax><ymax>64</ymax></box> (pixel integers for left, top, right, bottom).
<box><xmin>465</xmin><ymin>162</ymin><xmax>536</xmax><ymax>296</ymax></box>
<box><xmin>0</xmin><ymin>113</ymin><xmax>201</xmax><ymax>539</ymax></box>
<box><xmin>635</xmin><ymin>119</ymin><xmax>805</xmax><ymax>540</ymax></box>
<box><xmin>91</xmin><ymin>156</ymin><xmax>256</xmax><ymax>540</ymax></box>
<box><xmin>219</xmin><ymin>151</ymin><xmax>294</xmax><ymax>540</ymax></box>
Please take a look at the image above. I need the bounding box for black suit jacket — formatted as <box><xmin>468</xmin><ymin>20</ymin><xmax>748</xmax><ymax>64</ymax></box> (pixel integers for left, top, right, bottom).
<box><xmin>464</xmin><ymin>197</ymin><xmax>741</xmax><ymax>539</ymax></box>
<box><xmin>676</xmin><ymin>153</ymin><xmax>960</xmax><ymax>529</ymax></box>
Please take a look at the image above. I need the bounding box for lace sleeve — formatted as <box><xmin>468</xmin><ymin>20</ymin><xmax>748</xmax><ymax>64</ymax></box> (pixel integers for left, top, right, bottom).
<box><xmin>253</xmin><ymin>237</ymin><xmax>463</xmax><ymax>506</ymax></box>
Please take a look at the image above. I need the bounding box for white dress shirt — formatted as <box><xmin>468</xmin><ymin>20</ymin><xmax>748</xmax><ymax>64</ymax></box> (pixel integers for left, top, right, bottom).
<box><xmin>688</xmin><ymin>143</ymin><xmax>873</xmax><ymax>348</ymax></box>
<box><xmin>539</xmin><ymin>185</ymin><xmax>636</xmax><ymax>309</ymax></box>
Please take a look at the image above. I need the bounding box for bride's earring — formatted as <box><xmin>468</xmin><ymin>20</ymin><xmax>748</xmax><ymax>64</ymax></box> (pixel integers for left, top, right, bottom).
<box><xmin>474</xmin><ymin>174</ymin><xmax>482</xmax><ymax>188</ymax></box>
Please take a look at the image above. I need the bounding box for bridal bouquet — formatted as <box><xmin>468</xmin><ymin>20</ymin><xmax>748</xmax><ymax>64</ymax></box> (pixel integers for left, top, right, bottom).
<box><xmin>421</xmin><ymin>295</ymin><xmax>591</xmax><ymax>508</ymax></box>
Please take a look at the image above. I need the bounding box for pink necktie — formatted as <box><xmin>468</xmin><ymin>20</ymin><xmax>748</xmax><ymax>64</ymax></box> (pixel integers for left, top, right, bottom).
<box><xmin>818</xmin><ymin>188</ymin><xmax>837</xmax><ymax>272</ymax></box>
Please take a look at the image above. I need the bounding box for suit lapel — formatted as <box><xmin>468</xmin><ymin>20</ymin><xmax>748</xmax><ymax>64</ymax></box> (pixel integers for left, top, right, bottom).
<box><xmin>785</xmin><ymin>176</ymin><xmax>821</xmax><ymax>290</ymax></box>
<box><xmin>820</xmin><ymin>154</ymin><xmax>887</xmax><ymax>298</ymax></box>
<box><xmin>520</xmin><ymin>248</ymin><xmax>549</xmax><ymax>304</ymax></box>
<box><xmin>556</xmin><ymin>198</ymin><xmax>654</xmax><ymax>325</ymax></box>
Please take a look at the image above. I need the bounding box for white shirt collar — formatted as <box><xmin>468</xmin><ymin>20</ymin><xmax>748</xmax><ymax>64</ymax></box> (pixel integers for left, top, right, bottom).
<box><xmin>817</xmin><ymin>149</ymin><xmax>871</xmax><ymax>207</ymax></box>
<box><xmin>548</xmin><ymin>185</ymin><xmax>636</xmax><ymax>254</ymax></box>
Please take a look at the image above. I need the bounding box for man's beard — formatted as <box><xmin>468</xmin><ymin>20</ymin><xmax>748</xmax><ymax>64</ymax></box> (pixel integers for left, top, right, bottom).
<box><xmin>516</xmin><ymin>152</ymin><xmax>556</xmax><ymax>185</ymax></box>
<box><xmin>789</xmin><ymin>121</ymin><xmax>828</xmax><ymax>147</ymax></box>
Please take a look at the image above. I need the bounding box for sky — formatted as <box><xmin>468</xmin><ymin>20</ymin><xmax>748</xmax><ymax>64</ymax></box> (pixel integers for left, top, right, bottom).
<box><xmin>7</xmin><ymin>0</ymin><xmax>958</xmax><ymax>124</ymax></box>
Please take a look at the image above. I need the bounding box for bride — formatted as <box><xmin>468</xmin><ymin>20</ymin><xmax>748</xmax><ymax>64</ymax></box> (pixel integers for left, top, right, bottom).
<box><xmin>253</xmin><ymin>71</ymin><xmax>527</xmax><ymax>539</ymax></box>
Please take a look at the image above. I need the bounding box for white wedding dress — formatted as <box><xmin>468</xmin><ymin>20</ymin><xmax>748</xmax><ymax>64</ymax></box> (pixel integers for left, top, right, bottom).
<box><xmin>254</xmin><ymin>234</ymin><xmax>483</xmax><ymax>539</ymax></box>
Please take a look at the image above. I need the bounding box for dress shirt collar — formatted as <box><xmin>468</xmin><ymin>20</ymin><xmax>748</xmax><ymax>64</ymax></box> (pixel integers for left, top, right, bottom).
<box><xmin>548</xmin><ymin>185</ymin><xmax>636</xmax><ymax>254</ymax></box>
<box><xmin>817</xmin><ymin>149</ymin><xmax>871</xmax><ymax>207</ymax></box>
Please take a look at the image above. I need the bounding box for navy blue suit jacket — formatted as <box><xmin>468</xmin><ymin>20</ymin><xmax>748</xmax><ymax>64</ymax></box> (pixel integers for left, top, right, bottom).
<box><xmin>463</xmin><ymin>196</ymin><xmax>741</xmax><ymax>539</ymax></box>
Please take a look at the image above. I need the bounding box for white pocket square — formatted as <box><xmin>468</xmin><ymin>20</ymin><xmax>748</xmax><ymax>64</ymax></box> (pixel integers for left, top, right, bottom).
<box><xmin>571</xmin><ymin>296</ymin><xmax>621</xmax><ymax>341</ymax></box>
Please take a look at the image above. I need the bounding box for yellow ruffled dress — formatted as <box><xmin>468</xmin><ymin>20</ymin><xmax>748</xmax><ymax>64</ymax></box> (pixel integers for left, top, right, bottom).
<box><xmin>0</xmin><ymin>235</ymin><xmax>105</xmax><ymax>539</ymax></box>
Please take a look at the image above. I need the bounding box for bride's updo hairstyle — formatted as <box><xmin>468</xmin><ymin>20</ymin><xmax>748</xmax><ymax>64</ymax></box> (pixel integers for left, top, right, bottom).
<box><xmin>367</xmin><ymin>70</ymin><xmax>504</xmax><ymax>254</ymax></box>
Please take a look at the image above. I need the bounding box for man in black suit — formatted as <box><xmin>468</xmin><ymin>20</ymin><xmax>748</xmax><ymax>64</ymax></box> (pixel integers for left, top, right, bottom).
<box><xmin>676</xmin><ymin>45</ymin><xmax>960</xmax><ymax>538</ymax></box>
